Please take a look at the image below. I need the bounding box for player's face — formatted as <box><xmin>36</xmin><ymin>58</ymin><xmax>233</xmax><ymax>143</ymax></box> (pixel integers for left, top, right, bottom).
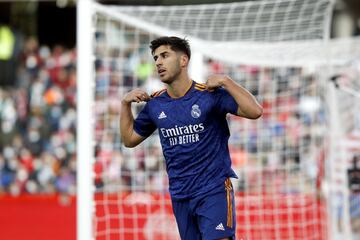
<box><xmin>153</xmin><ymin>45</ymin><xmax>182</xmax><ymax>84</ymax></box>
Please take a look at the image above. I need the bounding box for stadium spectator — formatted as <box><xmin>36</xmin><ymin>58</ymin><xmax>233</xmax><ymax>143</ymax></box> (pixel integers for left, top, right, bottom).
<box><xmin>0</xmin><ymin>36</ymin><xmax>76</xmax><ymax>196</ymax></box>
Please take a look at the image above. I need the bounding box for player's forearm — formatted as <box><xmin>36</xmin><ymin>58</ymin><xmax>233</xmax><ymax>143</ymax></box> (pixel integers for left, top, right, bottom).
<box><xmin>222</xmin><ymin>77</ymin><xmax>263</xmax><ymax>119</ymax></box>
<box><xmin>120</xmin><ymin>101</ymin><xmax>136</xmax><ymax>147</ymax></box>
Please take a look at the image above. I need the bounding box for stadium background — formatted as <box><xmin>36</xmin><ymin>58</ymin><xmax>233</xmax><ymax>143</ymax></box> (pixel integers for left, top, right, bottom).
<box><xmin>0</xmin><ymin>0</ymin><xmax>359</xmax><ymax>240</ymax></box>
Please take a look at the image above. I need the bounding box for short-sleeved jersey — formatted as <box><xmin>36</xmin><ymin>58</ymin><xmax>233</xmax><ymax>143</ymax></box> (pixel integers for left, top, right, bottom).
<box><xmin>134</xmin><ymin>81</ymin><xmax>238</xmax><ymax>200</ymax></box>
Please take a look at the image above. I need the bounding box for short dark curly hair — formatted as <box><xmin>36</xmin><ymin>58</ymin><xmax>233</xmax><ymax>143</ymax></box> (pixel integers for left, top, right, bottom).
<box><xmin>150</xmin><ymin>36</ymin><xmax>191</xmax><ymax>59</ymax></box>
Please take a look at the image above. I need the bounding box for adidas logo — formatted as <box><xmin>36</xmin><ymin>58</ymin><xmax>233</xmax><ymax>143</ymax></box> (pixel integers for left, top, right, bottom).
<box><xmin>215</xmin><ymin>223</ymin><xmax>225</xmax><ymax>231</ymax></box>
<box><xmin>158</xmin><ymin>111</ymin><xmax>167</xmax><ymax>119</ymax></box>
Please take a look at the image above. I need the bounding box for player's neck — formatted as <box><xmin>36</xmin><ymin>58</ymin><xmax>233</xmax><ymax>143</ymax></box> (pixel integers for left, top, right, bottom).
<box><xmin>166</xmin><ymin>74</ymin><xmax>193</xmax><ymax>99</ymax></box>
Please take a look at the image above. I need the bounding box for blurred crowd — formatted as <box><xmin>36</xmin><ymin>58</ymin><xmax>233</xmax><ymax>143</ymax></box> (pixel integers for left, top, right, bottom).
<box><xmin>1</xmin><ymin>31</ymin><xmax>359</xmax><ymax>200</ymax></box>
<box><xmin>0</xmin><ymin>37</ymin><xmax>76</xmax><ymax>196</ymax></box>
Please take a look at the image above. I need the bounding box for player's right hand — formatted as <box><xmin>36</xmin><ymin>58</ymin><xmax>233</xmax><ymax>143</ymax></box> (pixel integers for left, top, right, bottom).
<box><xmin>122</xmin><ymin>89</ymin><xmax>150</xmax><ymax>104</ymax></box>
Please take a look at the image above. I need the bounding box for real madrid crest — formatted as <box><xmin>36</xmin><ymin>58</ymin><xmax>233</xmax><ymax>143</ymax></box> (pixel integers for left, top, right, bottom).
<box><xmin>191</xmin><ymin>104</ymin><xmax>201</xmax><ymax>118</ymax></box>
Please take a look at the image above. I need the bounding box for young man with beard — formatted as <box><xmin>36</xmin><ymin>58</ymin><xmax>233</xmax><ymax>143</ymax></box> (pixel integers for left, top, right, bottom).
<box><xmin>120</xmin><ymin>36</ymin><xmax>262</xmax><ymax>240</ymax></box>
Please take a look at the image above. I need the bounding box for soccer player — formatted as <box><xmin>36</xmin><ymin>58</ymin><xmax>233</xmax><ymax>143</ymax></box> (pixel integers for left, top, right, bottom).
<box><xmin>120</xmin><ymin>36</ymin><xmax>262</xmax><ymax>240</ymax></box>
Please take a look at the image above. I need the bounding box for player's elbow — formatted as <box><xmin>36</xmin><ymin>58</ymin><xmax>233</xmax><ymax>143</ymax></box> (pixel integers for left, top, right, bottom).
<box><xmin>121</xmin><ymin>135</ymin><xmax>134</xmax><ymax>148</ymax></box>
<box><xmin>124</xmin><ymin>143</ymin><xmax>136</xmax><ymax>148</ymax></box>
<box><xmin>247</xmin><ymin>105</ymin><xmax>263</xmax><ymax>119</ymax></box>
<box><xmin>252</xmin><ymin>105</ymin><xmax>263</xmax><ymax>119</ymax></box>
<box><xmin>122</xmin><ymin>139</ymin><xmax>137</xmax><ymax>148</ymax></box>
<box><xmin>124</xmin><ymin>142</ymin><xmax>136</xmax><ymax>148</ymax></box>
<box><xmin>121</xmin><ymin>130</ymin><xmax>144</xmax><ymax>148</ymax></box>
<box><xmin>122</xmin><ymin>134</ymin><xmax>143</xmax><ymax>148</ymax></box>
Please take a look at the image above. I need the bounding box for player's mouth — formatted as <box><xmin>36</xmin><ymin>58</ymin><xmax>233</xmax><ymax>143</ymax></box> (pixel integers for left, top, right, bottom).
<box><xmin>158</xmin><ymin>69</ymin><xmax>166</xmax><ymax>76</ymax></box>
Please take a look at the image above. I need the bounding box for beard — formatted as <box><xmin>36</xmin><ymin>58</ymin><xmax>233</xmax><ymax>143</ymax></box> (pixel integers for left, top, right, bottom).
<box><xmin>159</xmin><ymin>62</ymin><xmax>182</xmax><ymax>84</ymax></box>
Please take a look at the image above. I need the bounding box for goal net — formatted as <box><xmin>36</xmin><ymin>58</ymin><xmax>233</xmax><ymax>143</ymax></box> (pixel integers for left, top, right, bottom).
<box><xmin>76</xmin><ymin>0</ymin><xmax>360</xmax><ymax>239</ymax></box>
<box><xmin>328</xmin><ymin>60</ymin><xmax>360</xmax><ymax>240</ymax></box>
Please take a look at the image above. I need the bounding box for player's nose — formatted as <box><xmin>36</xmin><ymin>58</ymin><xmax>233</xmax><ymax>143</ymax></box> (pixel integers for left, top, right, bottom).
<box><xmin>155</xmin><ymin>57</ymin><xmax>163</xmax><ymax>66</ymax></box>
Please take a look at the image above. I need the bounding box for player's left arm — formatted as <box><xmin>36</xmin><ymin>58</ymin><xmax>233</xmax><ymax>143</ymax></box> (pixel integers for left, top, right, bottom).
<box><xmin>206</xmin><ymin>75</ymin><xmax>263</xmax><ymax>119</ymax></box>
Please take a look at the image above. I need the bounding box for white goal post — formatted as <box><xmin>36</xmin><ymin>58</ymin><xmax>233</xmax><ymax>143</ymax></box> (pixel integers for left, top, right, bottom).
<box><xmin>77</xmin><ymin>0</ymin><xmax>95</xmax><ymax>240</ymax></box>
<box><xmin>77</xmin><ymin>0</ymin><xmax>360</xmax><ymax>239</ymax></box>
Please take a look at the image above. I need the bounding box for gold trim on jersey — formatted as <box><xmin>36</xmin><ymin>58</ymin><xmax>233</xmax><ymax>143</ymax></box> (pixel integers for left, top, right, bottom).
<box><xmin>195</xmin><ymin>83</ymin><xmax>206</xmax><ymax>88</ymax></box>
<box><xmin>225</xmin><ymin>178</ymin><xmax>233</xmax><ymax>228</ymax></box>
<box><xmin>150</xmin><ymin>89</ymin><xmax>167</xmax><ymax>98</ymax></box>
<box><xmin>194</xmin><ymin>83</ymin><xmax>207</xmax><ymax>91</ymax></box>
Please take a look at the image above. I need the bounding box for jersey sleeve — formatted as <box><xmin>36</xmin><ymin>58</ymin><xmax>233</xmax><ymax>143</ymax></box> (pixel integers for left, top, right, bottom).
<box><xmin>214</xmin><ymin>87</ymin><xmax>238</xmax><ymax>115</ymax></box>
<box><xmin>133</xmin><ymin>103</ymin><xmax>157</xmax><ymax>138</ymax></box>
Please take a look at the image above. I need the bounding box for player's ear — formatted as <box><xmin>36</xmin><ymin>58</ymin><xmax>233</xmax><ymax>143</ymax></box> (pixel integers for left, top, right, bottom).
<box><xmin>180</xmin><ymin>54</ymin><xmax>189</xmax><ymax>68</ymax></box>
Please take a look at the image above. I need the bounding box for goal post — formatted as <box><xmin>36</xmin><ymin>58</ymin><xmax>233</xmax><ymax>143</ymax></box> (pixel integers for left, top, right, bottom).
<box><xmin>76</xmin><ymin>0</ymin><xmax>360</xmax><ymax>239</ymax></box>
<box><xmin>77</xmin><ymin>0</ymin><xmax>95</xmax><ymax>240</ymax></box>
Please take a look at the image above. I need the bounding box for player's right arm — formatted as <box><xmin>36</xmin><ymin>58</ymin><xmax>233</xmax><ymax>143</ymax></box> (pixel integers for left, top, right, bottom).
<box><xmin>120</xmin><ymin>89</ymin><xmax>150</xmax><ymax>148</ymax></box>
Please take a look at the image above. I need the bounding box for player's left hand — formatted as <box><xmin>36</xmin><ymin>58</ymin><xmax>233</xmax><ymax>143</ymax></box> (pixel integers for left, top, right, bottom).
<box><xmin>206</xmin><ymin>75</ymin><xmax>230</xmax><ymax>90</ymax></box>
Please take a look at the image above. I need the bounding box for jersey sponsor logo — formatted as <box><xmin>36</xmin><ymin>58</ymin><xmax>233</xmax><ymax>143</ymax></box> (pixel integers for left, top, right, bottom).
<box><xmin>160</xmin><ymin>123</ymin><xmax>204</xmax><ymax>146</ymax></box>
<box><xmin>215</xmin><ymin>223</ymin><xmax>225</xmax><ymax>231</ymax></box>
<box><xmin>160</xmin><ymin>123</ymin><xmax>204</xmax><ymax>137</ymax></box>
<box><xmin>158</xmin><ymin>111</ymin><xmax>167</xmax><ymax>119</ymax></box>
<box><xmin>191</xmin><ymin>104</ymin><xmax>201</xmax><ymax>118</ymax></box>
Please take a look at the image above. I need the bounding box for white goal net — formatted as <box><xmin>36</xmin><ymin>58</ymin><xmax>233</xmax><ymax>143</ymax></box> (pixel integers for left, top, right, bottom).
<box><xmin>76</xmin><ymin>0</ymin><xmax>360</xmax><ymax>239</ymax></box>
